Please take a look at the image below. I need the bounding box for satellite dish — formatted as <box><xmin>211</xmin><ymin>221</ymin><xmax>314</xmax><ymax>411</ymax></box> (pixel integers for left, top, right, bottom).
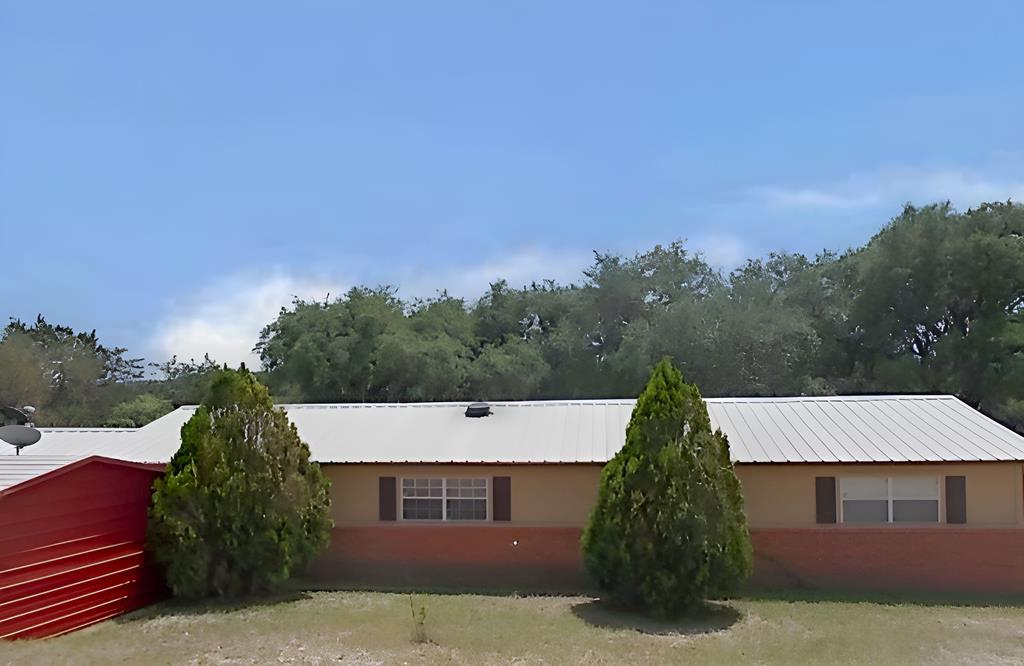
<box><xmin>0</xmin><ymin>424</ymin><xmax>42</xmax><ymax>454</ymax></box>
<box><xmin>1</xmin><ymin>406</ymin><xmax>30</xmax><ymax>425</ymax></box>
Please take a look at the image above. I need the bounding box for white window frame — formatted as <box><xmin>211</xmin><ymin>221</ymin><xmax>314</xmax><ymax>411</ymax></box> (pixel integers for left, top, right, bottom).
<box><xmin>399</xmin><ymin>477</ymin><xmax>489</xmax><ymax>522</ymax></box>
<box><xmin>839</xmin><ymin>476</ymin><xmax>941</xmax><ymax>524</ymax></box>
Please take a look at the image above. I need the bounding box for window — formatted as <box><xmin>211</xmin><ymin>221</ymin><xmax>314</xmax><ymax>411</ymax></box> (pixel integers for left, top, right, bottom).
<box><xmin>840</xmin><ymin>477</ymin><xmax>939</xmax><ymax>524</ymax></box>
<box><xmin>401</xmin><ymin>478</ymin><xmax>487</xmax><ymax>521</ymax></box>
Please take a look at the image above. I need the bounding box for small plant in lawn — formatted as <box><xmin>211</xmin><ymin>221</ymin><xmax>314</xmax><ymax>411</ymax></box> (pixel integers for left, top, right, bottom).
<box><xmin>409</xmin><ymin>595</ymin><xmax>429</xmax><ymax>644</ymax></box>
<box><xmin>148</xmin><ymin>367</ymin><xmax>332</xmax><ymax>599</ymax></box>
<box><xmin>581</xmin><ymin>358</ymin><xmax>753</xmax><ymax>617</ymax></box>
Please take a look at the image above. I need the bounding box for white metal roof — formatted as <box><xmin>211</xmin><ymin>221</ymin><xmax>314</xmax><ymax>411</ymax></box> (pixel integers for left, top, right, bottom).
<box><xmin>0</xmin><ymin>455</ymin><xmax>83</xmax><ymax>492</ymax></box>
<box><xmin>3</xmin><ymin>395</ymin><xmax>1023</xmax><ymax>468</ymax></box>
<box><xmin>704</xmin><ymin>395</ymin><xmax>1024</xmax><ymax>463</ymax></box>
<box><xmin>0</xmin><ymin>428</ymin><xmax>141</xmax><ymax>459</ymax></box>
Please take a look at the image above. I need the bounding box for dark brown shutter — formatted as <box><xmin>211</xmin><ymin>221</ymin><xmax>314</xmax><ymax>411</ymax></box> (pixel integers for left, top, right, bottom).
<box><xmin>945</xmin><ymin>476</ymin><xmax>966</xmax><ymax>524</ymax></box>
<box><xmin>815</xmin><ymin>476</ymin><xmax>837</xmax><ymax>524</ymax></box>
<box><xmin>492</xmin><ymin>476</ymin><xmax>511</xmax><ymax>521</ymax></box>
<box><xmin>379</xmin><ymin>476</ymin><xmax>397</xmax><ymax>521</ymax></box>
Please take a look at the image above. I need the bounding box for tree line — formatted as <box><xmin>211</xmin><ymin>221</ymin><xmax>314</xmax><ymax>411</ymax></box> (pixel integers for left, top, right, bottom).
<box><xmin>2</xmin><ymin>202</ymin><xmax>1021</xmax><ymax>432</ymax></box>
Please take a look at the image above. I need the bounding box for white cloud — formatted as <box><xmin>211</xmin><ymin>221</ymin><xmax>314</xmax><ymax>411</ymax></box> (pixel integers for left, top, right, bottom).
<box><xmin>150</xmin><ymin>272</ymin><xmax>347</xmax><ymax>368</ymax></box>
<box><xmin>393</xmin><ymin>247</ymin><xmax>593</xmax><ymax>300</ymax></box>
<box><xmin>754</xmin><ymin>167</ymin><xmax>1024</xmax><ymax>212</ymax></box>
<box><xmin>690</xmin><ymin>234</ymin><xmax>748</xmax><ymax>269</ymax></box>
<box><xmin>148</xmin><ymin>249</ymin><xmax>593</xmax><ymax>368</ymax></box>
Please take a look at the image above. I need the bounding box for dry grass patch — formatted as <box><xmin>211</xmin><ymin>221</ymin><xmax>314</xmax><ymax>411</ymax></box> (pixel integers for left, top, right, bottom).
<box><xmin>1</xmin><ymin>590</ymin><xmax>1023</xmax><ymax>665</ymax></box>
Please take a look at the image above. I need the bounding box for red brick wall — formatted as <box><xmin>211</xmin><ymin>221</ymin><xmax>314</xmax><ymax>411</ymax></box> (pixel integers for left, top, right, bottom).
<box><xmin>311</xmin><ymin>526</ymin><xmax>588</xmax><ymax>591</ymax></box>
<box><xmin>312</xmin><ymin>525</ymin><xmax>1024</xmax><ymax>596</ymax></box>
<box><xmin>751</xmin><ymin>527</ymin><xmax>1024</xmax><ymax>595</ymax></box>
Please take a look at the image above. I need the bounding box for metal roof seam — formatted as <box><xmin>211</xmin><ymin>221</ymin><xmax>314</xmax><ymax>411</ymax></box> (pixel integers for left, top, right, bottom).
<box><xmin>806</xmin><ymin>401</ymin><xmax>876</xmax><ymax>462</ymax></box>
<box><xmin>745</xmin><ymin>399</ymin><xmax>798</xmax><ymax>461</ymax></box>
<box><xmin>828</xmin><ymin>401</ymin><xmax>902</xmax><ymax>462</ymax></box>
<box><xmin>872</xmin><ymin>397</ymin><xmax>966</xmax><ymax>459</ymax></box>
<box><xmin>915</xmin><ymin>399</ymin><xmax>1010</xmax><ymax>460</ymax></box>
<box><xmin>759</xmin><ymin>402</ymin><xmax>816</xmax><ymax>462</ymax></box>
<box><xmin>854</xmin><ymin>400</ymin><xmax>934</xmax><ymax>462</ymax></box>
<box><xmin>943</xmin><ymin>400</ymin><xmax>1024</xmax><ymax>457</ymax></box>
<box><xmin>721</xmin><ymin>405</ymin><xmax>774</xmax><ymax>462</ymax></box>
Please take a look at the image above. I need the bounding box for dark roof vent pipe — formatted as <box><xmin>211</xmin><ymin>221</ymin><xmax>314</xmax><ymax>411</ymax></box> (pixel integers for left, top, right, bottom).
<box><xmin>465</xmin><ymin>402</ymin><xmax>491</xmax><ymax>418</ymax></box>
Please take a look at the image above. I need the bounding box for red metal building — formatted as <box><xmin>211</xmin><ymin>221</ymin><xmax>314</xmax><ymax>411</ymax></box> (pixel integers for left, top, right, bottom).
<box><xmin>0</xmin><ymin>456</ymin><xmax>166</xmax><ymax>639</ymax></box>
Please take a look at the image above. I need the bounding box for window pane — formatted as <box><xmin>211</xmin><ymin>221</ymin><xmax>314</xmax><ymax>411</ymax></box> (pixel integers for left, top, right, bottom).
<box><xmin>893</xmin><ymin>499</ymin><xmax>939</xmax><ymax>522</ymax></box>
<box><xmin>892</xmin><ymin>477</ymin><xmax>937</xmax><ymax>499</ymax></box>
<box><xmin>446</xmin><ymin>499</ymin><xmax>487</xmax><ymax>521</ymax></box>
<box><xmin>842</xmin><ymin>499</ymin><xmax>888</xmax><ymax>523</ymax></box>
<box><xmin>403</xmin><ymin>498</ymin><xmax>442</xmax><ymax>520</ymax></box>
<box><xmin>403</xmin><ymin>479</ymin><xmax>443</xmax><ymax>498</ymax></box>
<box><xmin>841</xmin><ymin>478</ymin><xmax>887</xmax><ymax>500</ymax></box>
<box><xmin>445</xmin><ymin>479</ymin><xmax>486</xmax><ymax>499</ymax></box>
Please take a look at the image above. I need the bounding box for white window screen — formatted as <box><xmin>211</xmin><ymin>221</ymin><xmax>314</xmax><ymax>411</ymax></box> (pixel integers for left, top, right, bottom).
<box><xmin>841</xmin><ymin>477</ymin><xmax>888</xmax><ymax>523</ymax></box>
<box><xmin>892</xmin><ymin>476</ymin><xmax>939</xmax><ymax>522</ymax></box>
<box><xmin>840</xmin><ymin>476</ymin><xmax>939</xmax><ymax>524</ymax></box>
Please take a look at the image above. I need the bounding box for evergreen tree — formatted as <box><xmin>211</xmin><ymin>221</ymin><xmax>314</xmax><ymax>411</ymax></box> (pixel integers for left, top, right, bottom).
<box><xmin>148</xmin><ymin>368</ymin><xmax>332</xmax><ymax>599</ymax></box>
<box><xmin>581</xmin><ymin>359</ymin><xmax>752</xmax><ymax>616</ymax></box>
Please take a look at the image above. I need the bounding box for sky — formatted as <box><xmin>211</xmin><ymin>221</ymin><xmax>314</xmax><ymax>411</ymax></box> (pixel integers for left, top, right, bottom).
<box><xmin>3</xmin><ymin>2</ymin><xmax>1024</xmax><ymax>367</ymax></box>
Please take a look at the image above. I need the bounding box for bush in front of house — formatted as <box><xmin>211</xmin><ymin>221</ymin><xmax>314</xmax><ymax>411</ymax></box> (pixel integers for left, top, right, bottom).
<box><xmin>581</xmin><ymin>358</ymin><xmax>752</xmax><ymax>616</ymax></box>
<box><xmin>148</xmin><ymin>367</ymin><xmax>332</xmax><ymax>599</ymax></box>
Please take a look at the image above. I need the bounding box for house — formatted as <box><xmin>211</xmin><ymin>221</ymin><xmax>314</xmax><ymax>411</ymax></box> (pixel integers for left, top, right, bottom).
<box><xmin>3</xmin><ymin>395</ymin><xmax>1024</xmax><ymax>598</ymax></box>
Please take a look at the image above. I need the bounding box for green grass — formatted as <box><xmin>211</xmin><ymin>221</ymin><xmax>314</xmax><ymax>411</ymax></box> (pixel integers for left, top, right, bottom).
<box><xmin>3</xmin><ymin>590</ymin><xmax>1024</xmax><ymax>665</ymax></box>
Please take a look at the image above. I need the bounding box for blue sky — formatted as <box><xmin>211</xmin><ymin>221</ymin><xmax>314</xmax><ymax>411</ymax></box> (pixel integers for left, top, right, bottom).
<box><xmin>3</xmin><ymin>2</ymin><xmax>1024</xmax><ymax>366</ymax></box>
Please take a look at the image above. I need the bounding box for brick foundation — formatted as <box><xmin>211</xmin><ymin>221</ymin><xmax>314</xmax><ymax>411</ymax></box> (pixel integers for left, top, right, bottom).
<box><xmin>310</xmin><ymin>526</ymin><xmax>587</xmax><ymax>591</ymax></box>
<box><xmin>751</xmin><ymin>527</ymin><xmax>1024</xmax><ymax>595</ymax></box>
<box><xmin>310</xmin><ymin>525</ymin><xmax>1024</xmax><ymax>596</ymax></box>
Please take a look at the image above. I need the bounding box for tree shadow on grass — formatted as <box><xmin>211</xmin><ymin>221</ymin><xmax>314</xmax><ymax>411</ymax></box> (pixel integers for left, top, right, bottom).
<box><xmin>571</xmin><ymin>599</ymin><xmax>742</xmax><ymax>636</ymax></box>
<box><xmin>741</xmin><ymin>586</ymin><xmax>1024</xmax><ymax>609</ymax></box>
<box><xmin>114</xmin><ymin>590</ymin><xmax>313</xmax><ymax>625</ymax></box>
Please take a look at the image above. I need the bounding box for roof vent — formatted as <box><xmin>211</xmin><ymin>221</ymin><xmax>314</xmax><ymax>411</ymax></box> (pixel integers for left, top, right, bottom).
<box><xmin>465</xmin><ymin>402</ymin><xmax>491</xmax><ymax>418</ymax></box>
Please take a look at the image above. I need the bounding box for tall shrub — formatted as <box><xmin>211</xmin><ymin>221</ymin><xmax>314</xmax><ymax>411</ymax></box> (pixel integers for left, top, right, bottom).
<box><xmin>581</xmin><ymin>359</ymin><xmax>752</xmax><ymax>616</ymax></box>
<box><xmin>148</xmin><ymin>368</ymin><xmax>332</xmax><ymax>599</ymax></box>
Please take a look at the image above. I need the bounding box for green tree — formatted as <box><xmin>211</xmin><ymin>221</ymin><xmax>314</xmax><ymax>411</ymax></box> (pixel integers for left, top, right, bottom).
<box><xmin>581</xmin><ymin>359</ymin><xmax>751</xmax><ymax>616</ymax></box>
<box><xmin>150</xmin><ymin>354</ymin><xmax>221</xmax><ymax>406</ymax></box>
<box><xmin>256</xmin><ymin>287</ymin><xmax>406</xmax><ymax>401</ymax></box>
<box><xmin>836</xmin><ymin>202</ymin><xmax>1024</xmax><ymax>431</ymax></box>
<box><xmin>148</xmin><ymin>368</ymin><xmax>332</xmax><ymax>599</ymax></box>
<box><xmin>467</xmin><ymin>339</ymin><xmax>551</xmax><ymax>400</ymax></box>
<box><xmin>0</xmin><ymin>316</ymin><xmax>144</xmax><ymax>426</ymax></box>
<box><xmin>104</xmin><ymin>393</ymin><xmax>174</xmax><ymax>427</ymax></box>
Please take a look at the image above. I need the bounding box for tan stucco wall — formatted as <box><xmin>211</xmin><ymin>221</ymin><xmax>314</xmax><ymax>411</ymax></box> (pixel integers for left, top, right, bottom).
<box><xmin>322</xmin><ymin>461</ymin><xmax>1024</xmax><ymax>528</ymax></box>
<box><xmin>736</xmin><ymin>463</ymin><xmax>1024</xmax><ymax>527</ymax></box>
<box><xmin>323</xmin><ymin>464</ymin><xmax>602</xmax><ymax>527</ymax></box>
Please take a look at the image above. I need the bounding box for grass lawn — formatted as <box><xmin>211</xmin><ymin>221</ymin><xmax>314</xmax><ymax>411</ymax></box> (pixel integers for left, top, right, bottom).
<box><xmin>2</xmin><ymin>590</ymin><xmax>1023</xmax><ymax>665</ymax></box>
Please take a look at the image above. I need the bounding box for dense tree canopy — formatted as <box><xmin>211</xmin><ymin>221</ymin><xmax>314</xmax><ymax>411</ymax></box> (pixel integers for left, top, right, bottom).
<box><xmin>253</xmin><ymin>203</ymin><xmax>1023</xmax><ymax>433</ymax></box>
<box><xmin>5</xmin><ymin>202</ymin><xmax>1022</xmax><ymax>432</ymax></box>
<box><xmin>0</xmin><ymin>318</ymin><xmax>220</xmax><ymax>428</ymax></box>
<box><xmin>0</xmin><ymin>316</ymin><xmax>144</xmax><ymax>426</ymax></box>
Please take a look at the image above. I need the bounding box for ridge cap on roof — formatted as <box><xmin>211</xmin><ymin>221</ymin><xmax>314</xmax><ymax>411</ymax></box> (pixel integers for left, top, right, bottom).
<box><xmin>272</xmin><ymin>399</ymin><xmax>640</xmax><ymax>409</ymax></box>
<box><xmin>703</xmin><ymin>394</ymin><xmax>957</xmax><ymax>403</ymax></box>
<box><xmin>38</xmin><ymin>427</ymin><xmax>138</xmax><ymax>433</ymax></box>
<box><xmin>169</xmin><ymin>394</ymin><xmax>959</xmax><ymax>411</ymax></box>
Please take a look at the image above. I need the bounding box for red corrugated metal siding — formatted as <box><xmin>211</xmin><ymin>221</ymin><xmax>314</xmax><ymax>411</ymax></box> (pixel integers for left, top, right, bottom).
<box><xmin>0</xmin><ymin>458</ymin><xmax>166</xmax><ymax>639</ymax></box>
